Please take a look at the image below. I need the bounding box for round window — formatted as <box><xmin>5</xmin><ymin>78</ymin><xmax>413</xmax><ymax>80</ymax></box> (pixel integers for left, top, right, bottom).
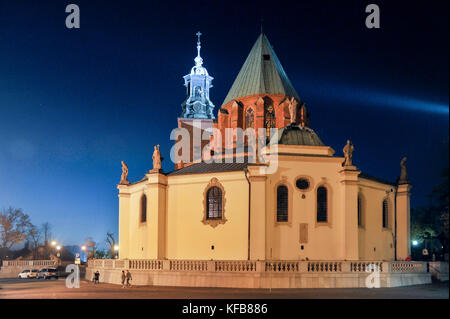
<box><xmin>296</xmin><ymin>178</ymin><xmax>310</xmax><ymax>190</ymax></box>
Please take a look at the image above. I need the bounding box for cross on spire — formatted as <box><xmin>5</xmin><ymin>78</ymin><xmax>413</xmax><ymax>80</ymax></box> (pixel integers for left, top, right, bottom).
<box><xmin>195</xmin><ymin>31</ymin><xmax>203</xmax><ymax>66</ymax></box>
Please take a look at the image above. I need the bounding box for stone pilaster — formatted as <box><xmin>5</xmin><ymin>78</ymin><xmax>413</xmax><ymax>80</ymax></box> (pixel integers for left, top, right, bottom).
<box><xmin>248</xmin><ymin>166</ymin><xmax>267</xmax><ymax>260</ymax></box>
<box><xmin>339</xmin><ymin>166</ymin><xmax>360</xmax><ymax>260</ymax></box>
<box><xmin>145</xmin><ymin>172</ymin><xmax>168</xmax><ymax>259</ymax></box>
<box><xmin>396</xmin><ymin>183</ymin><xmax>412</xmax><ymax>260</ymax></box>
<box><xmin>117</xmin><ymin>185</ymin><xmax>131</xmax><ymax>260</ymax></box>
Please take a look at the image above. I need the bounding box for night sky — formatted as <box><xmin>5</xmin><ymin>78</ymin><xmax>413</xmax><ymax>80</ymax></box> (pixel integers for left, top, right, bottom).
<box><xmin>0</xmin><ymin>1</ymin><xmax>448</xmax><ymax>248</ymax></box>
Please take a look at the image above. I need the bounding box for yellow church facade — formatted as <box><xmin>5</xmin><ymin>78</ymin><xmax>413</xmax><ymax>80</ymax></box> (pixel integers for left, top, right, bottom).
<box><xmin>118</xmin><ymin>144</ymin><xmax>411</xmax><ymax>262</ymax></box>
<box><xmin>117</xmin><ymin>32</ymin><xmax>412</xmax><ymax>264</ymax></box>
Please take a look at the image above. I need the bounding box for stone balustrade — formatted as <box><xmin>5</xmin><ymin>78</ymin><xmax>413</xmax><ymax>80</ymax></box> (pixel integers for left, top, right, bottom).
<box><xmin>307</xmin><ymin>261</ymin><xmax>343</xmax><ymax>272</ymax></box>
<box><xmin>87</xmin><ymin>259</ymin><xmax>429</xmax><ymax>275</ymax></box>
<box><xmin>0</xmin><ymin>260</ymin><xmax>58</xmax><ymax>277</ymax></box>
<box><xmin>388</xmin><ymin>261</ymin><xmax>426</xmax><ymax>273</ymax></box>
<box><xmin>2</xmin><ymin>260</ymin><xmax>56</xmax><ymax>267</ymax></box>
<box><xmin>170</xmin><ymin>260</ymin><xmax>208</xmax><ymax>271</ymax></box>
<box><xmin>215</xmin><ymin>260</ymin><xmax>257</xmax><ymax>272</ymax></box>
<box><xmin>85</xmin><ymin>259</ymin><xmax>432</xmax><ymax>288</ymax></box>
<box><xmin>350</xmin><ymin>261</ymin><xmax>384</xmax><ymax>273</ymax></box>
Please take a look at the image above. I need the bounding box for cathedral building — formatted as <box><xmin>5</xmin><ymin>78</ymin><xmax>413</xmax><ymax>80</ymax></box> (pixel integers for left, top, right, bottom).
<box><xmin>117</xmin><ymin>32</ymin><xmax>412</xmax><ymax>263</ymax></box>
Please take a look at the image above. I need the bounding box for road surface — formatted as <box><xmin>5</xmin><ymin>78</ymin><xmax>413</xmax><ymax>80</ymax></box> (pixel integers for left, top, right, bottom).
<box><xmin>0</xmin><ymin>278</ymin><xmax>448</xmax><ymax>299</ymax></box>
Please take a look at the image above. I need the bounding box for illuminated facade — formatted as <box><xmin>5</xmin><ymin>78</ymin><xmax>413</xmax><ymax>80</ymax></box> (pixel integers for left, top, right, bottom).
<box><xmin>117</xmin><ymin>32</ymin><xmax>412</xmax><ymax>262</ymax></box>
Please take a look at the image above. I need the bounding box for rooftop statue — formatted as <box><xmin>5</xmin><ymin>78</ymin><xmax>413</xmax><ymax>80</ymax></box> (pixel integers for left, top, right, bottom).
<box><xmin>120</xmin><ymin>161</ymin><xmax>130</xmax><ymax>185</ymax></box>
<box><xmin>399</xmin><ymin>157</ymin><xmax>408</xmax><ymax>184</ymax></box>
<box><xmin>343</xmin><ymin>140</ymin><xmax>354</xmax><ymax>167</ymax></box>
<box><xmin>152</xmin><ymin>144</ymin><xmax>162</xmax><ymax>172</ymax></box>
<box><xmin>288</xmin><ymin>97</ymin><xmax>298</xmax><ymax>124</ymax></box>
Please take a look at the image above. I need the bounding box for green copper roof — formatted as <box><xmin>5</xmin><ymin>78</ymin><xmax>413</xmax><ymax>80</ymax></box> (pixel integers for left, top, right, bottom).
<box><xmin>278</xmin><ymin>124</ymin><xmax>324</xmax><ymax>146</ymax></box>
<box><xmin>222</xmin><ymin>33</ymin><xmax>301</xmax><ymax>106</ymax></box>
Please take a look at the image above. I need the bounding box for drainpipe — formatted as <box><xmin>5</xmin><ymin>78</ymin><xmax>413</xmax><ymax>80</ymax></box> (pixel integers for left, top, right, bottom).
<box><xmin>244</xmin><ymin>167</ymin><xmax>251</xmax><ymax>261</ymax></box>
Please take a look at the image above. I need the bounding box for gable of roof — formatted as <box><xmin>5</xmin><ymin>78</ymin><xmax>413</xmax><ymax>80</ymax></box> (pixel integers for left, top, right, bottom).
<box><xmin>222</xmin><ymin>33</ymin><xmax>300</xmax><ymax>106</ymax></box>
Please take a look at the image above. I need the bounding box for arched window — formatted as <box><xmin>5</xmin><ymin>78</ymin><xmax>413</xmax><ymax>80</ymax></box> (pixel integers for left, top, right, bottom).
<box><xmin>207</xmin><ymin>187</ymin><xmax>222</xmax><ymax>219</ymax></box>
<box><xmin>276</xmin><ymin>185</ymin><xmax>288</xmax><ymax>222</ymax></box>
<box><xmin>357</xmin><ymin>195</ymin><xmax>363</xmax><ymax>227</ymax></box>
<box><xmin>382</xmin><ymin>199</ymin><xmax>389</xmax><ymax>228</ymax></box>
<box><xmin>317</xmin><ymin>186</ymin><xmax>328</xmax><ymax>223</ymax></box>
<box><xmin>140</xmin><ymin>194</ymin><xmax>147</xmax><ymax>223</ymax></box>
<box><xmin>245</xmin><ymin>108</ymin><xmax>254</xmax><ymax>129</ymax></box>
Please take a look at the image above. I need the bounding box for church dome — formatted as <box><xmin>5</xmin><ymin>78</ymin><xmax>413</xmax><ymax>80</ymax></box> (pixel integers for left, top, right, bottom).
<box><xmin>277</xmin><ymin>124</ymin><xmax>325</xmax><ymax>146</ymax></box>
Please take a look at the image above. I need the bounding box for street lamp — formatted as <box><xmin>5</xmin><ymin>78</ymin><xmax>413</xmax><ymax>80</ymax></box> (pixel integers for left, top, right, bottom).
<box><xmin>114</xmin><ymin>244</ymin><xmax>119</xmax><ymax>259</ymax></box>
<box><xmin>412</xmin><ymin>240</ymin><xmax>419</xmax><ymax>246</ymax></box>
<box><xmin>51</xmin><ymin>240</ymin><xmax>57</xmax><ymax>247</ymax></box>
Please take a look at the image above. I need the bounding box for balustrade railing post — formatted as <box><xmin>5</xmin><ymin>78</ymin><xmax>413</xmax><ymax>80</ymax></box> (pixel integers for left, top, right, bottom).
<box><xmin>207</xmin><ymin>260</ymin><xmax>215</xmax><ymax>272</ymax></box>
<box><xmin>299</xmin><ymin>261</ymin><xmax>308</xmax><ymax>273</ymax></box>
<box><xmin>162</xmin><ymin>260</ymin><xmax>170</xmax><ymax>271</ymax></box>
<box><xmin>342</xmin><ymin>261</ymin><xmax>351</xmax><ymax>273</ymax></box>
<box><xmin>256</xmin><ymin>261</ymin><xmax>265</xmax><ymax>273</ymax></box>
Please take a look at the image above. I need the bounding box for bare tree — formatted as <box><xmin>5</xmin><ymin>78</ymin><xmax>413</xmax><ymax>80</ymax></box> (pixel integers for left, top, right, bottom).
<box><xmin>27</xmin><ymin>226</ymin><xmax>42</xmax><ymax>259</ymax></box>
<box><xmin>0</xmin><ymin>207</ymin><xmax>33</xmax><ymax>249</ymax></box>
<box><xmin>106</xmin><ymin>232</ymin><xmax>116</xmax><ymax>258</ymax></box>
<box><xmin>41</xmin><ymin>222</ymin><xmax>52</xmax><ymax>246</ymax></box>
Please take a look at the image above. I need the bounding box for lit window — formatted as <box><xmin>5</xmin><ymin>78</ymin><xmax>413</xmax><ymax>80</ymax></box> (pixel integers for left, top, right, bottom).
<box><xmin>317</xmin><ymin>187</ymin><xmax>328</xmax><ymax>222</ymax></box>
<box><xmin>358</xmin><ymin>195</ymin><xmax>363</xmax><ymax>227</ymax></box>
<box><xmin>141</xmin><ymin>194</ymin><xmax>147</xmax><ymax>223</ymax></box>
<box><xmin>207</xmin><ymin>187</ymin><xmax>222</xmax><ymax>219</ymax></box>
<box><xmin>277</xmin><ymin>185</ymin><xmax>288</xmax><ymax>222</ymax></box>
<box><xmin>382</xmin><ymin>199</ymin><xmax>389</xmax><ymax>228</ymax></box>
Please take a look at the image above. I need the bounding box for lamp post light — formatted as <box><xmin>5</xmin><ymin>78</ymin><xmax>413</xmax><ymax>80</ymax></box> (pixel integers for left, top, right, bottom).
<box><xmin>114</xmin><ymin>244</ymin><xmax>119</xmax><ymax>259</ymax></box>
<box><xmin>51</xmin><ymin>240</ymin><xmax>57</xmax><ymax>247</ymax></box>
<box><xmin>81</xmin><ymin>245</ymin><xmax>87</xmax><ymax>263</ymax></box>
<box><xmin>56</xmin><ymin>245</ymin><xmax>61</xmax><ymax>258</ymax></box>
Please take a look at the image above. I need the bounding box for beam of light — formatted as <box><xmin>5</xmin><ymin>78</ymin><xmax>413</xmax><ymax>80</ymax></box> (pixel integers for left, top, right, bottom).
<box><xmin>297</xmin><ymin>81</ymin><xmax>449</xmax><ymax>115</ymax></box>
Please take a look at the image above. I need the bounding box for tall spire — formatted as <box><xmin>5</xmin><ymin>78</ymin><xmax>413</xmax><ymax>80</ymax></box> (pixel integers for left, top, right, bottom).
<box><xmin>222</xmin><ymin>33</ymin><xmax>301</xmax><ymax>106</ymax></box>
<box><xmin>180</xmin><ymin>32</ymin><xmax>215</xmax><ymax>119</ymax></box>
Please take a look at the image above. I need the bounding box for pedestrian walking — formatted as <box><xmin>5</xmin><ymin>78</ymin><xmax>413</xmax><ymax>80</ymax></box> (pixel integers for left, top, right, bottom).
<box><xmin>126</xmin><ymin>270</ymin><xmax>132</xmax><ymax>288</ymax></box>
<box><xmin>94</xmin><ymin>270</ymin><xmax>100</xmax><ymax>284</ymax></box>
<box><xmin>121</xmin><ymin>270</ymin><xmax>126</xmax><ymax>288</ymax></box>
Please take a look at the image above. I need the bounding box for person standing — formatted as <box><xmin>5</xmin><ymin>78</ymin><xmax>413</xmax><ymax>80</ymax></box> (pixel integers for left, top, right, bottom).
<box><xmin>121</xmin><ymin>270</ymin><xmax>126</xmax><ymax>288</ymax></box>
<box><xmin>126</xmin><ymin>270</ymin><xmax>132</xmax><ymax>288</ymax></box>
<box><xmin>94</xmin><ymin>270</ymin><xmax>100</xmax><ymax>284</ymax></box>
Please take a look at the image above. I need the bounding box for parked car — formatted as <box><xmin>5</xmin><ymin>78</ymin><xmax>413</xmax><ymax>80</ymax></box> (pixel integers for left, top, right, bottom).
<box><xmin>18</xmin><ymin>269</ymin><xmax>32</xmax><ymax>279</ymax></box>
<box><xmin>36</xmin><ymin>268</ymin><xmax>58</xmax><ymax>279</ymax></box>
<box><xmin>29</xmin><ymin>269</ymin><xmax>39</xmax><ymax>278</ymax></box>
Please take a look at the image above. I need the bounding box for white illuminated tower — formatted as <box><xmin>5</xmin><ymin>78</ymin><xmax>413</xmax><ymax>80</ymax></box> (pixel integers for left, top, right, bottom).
<box><xmin>180</xmin><ymin>32</ymin><xmax>215</xmax><ymax>119</ymax></box>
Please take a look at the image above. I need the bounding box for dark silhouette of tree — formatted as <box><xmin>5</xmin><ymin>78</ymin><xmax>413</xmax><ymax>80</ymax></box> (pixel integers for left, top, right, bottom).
<box><xmin>106</xmin><ymin>232</ymin><xmax>116</xmax><ymax>259</ymax></box>
<box><xmin>41</xmin><ymin>222</ymin><xmax>52</xmax><ymax>246</ymax></box>
<box><xmin>27</xmin><ymin>225</ymin><xmax>42</xmax><ymax>259</ymax></box>
<box><xmin>0</xmin><ymin>207</ymin><xmax>33</xmax><ymax>249</ymax></box>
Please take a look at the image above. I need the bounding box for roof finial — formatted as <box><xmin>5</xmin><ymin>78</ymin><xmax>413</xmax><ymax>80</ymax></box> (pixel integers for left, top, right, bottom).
<box><xmin>195</xmin><ymin>31</ymin><xmax>203</xmax><ymax>67</ymax></box>
<box><xmin>260</xmin><ymin>16</ymin><xmax>264</xmax><ymax>34</ymax></box>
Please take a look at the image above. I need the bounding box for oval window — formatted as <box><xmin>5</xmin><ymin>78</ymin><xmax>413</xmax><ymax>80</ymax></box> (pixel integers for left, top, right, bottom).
<box><xmin>296</xmin><ymin>178</ymin><xmax>310</xmax><ymax>190</ymax></box>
